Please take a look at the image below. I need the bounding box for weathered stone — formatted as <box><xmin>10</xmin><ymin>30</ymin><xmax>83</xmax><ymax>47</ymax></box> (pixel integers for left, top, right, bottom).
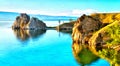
<box><xmin>19</xmin><ymin>13</ymin><xmax>30</xmax><ymax>29</ymax></box>
<box><xmin>72</xmin><ymin>14</ymin><xmax>102</xmax><ymax>44</ymax></box>
<box><xmin>12</xmin><ymin>13</ymin><xmax>46</xmax><ymax>30</ymax></box>
<box><xmin>26</xmin><ymin>17</ymin><xmax>46</xmax><ymax>30</ymax></box>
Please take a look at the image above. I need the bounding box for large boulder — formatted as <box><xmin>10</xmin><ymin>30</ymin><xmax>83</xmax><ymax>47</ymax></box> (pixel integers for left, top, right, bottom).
<box><xmin>12</xmin><ymin>13</ymin><xmax>46</xmax><ymax>30</ymax></box>
<box><xmin>77</xmin><ymin>14</ymin><xmax>101</xmax><ymax>33</ymax></box>
<box><xmin>72</xmin><ymin>14</ymin><xmax>102</xmax><ymax>44</ymax></box>
<box><xmin>19</xmin><ymin>13</ymin><xmax>30</xmax><ymax>29</ymax></box>
<box><xmin>12</xmin><ymin>16</ymin><xmax>21</xmax><ymax>29</ymax></box>
<box><xmin>12</xmin><ymin>13</ymin><xmax>30</xmax><ymax>29</ymax></box>
<box><xmin>26</xmin><ymin>17</ymin><xmax>46</xmax><ymax>30</ymax></box>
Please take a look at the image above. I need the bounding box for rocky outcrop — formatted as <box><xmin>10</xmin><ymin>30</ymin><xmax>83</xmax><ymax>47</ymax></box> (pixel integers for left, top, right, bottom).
<box><xmin>12</xmin><ymin>13</ymin><xmax>46</xmax><ymax>30</ymax></box>
<box><xmin>56</xmin><ymin>21</ymin><xmax>75</xmax><ymax>32</ymax></box>
<box><xmin>12</xmin><ymin>13</ymin><xmax>30</xmax><ymax>29</ymax></box>
<box><xmin>72</xmin><ymin>14</ymin><xmax>120</xmax><ymax>66</ymax></box>
<box><xmin>72</xmin><ymin>14</ymin><xmax>102</xmax><ymax>44</ymax></box>
<box><xmin>26</xmin><ymin>17</ymin><xmax>46</xmax><ymax>30</ymax></box>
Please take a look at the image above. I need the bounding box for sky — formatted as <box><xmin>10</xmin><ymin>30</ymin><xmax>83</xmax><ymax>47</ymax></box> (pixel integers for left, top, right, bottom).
<box><xmin>0</xmin><ymin>0</ymin><xmax>120</xmax><ymax>16</ymax></box>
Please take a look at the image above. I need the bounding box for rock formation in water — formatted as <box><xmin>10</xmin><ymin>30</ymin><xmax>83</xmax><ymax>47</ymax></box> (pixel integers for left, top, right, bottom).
<box><xmin>12</xmin><ymin>13</ymin><xmax>30</xmax><ymax>29</ymax></box>
<box><xmin>12</xmin><ymin>13</ymin><xmax>46</xmax><ymax>30</ymax></box>
<box><xmin>72</xmin><ymin>14</ymin><xmax>102</xmax><ymax>44</ymax></box>
<box><xmin>26</xmin><ymin>17</ymin><xmax>46</xmax><ymax>30</ymax></box>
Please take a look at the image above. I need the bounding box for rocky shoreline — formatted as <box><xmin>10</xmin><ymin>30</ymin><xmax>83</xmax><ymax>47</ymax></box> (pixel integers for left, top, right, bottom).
<box><xmin>72</xmin><ymin>14</ymin><xmax>120</xmax><ymax>66</ymax></box>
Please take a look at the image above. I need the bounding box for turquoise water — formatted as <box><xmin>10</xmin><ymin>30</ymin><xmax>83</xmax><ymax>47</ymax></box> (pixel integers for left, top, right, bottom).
<box><xmin>0</xmin><ymin>23</ymin><xmax>110</xmax><ymax>66</ymax></box>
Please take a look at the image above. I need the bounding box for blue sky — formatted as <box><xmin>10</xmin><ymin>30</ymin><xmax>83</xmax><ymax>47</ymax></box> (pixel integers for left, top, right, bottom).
<box><xmin>0</xmin><ymin>0</ymin><xmax>120</xmax><ymax>16</ymax></box>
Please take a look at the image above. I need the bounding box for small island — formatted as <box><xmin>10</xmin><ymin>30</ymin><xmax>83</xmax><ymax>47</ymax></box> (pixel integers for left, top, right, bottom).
<box><xmin>12</xmin><ymin>13</ymin><xmax>46</xmax><ymax>30</ymax></box>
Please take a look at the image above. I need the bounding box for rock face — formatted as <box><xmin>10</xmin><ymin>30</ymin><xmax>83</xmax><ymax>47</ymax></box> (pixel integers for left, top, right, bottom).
<box><xmin>56</xmin><ymin>21</ymin><xmax>75</xmax><ymax>32</ymax></box>
<box><xmin>72</xmin><ymin>14</ymin><xmax>102</xmax><ymax>44</ymax></box>
<box><xmin>12</xmin><ymin>13</ymin><xmax>30</xmax><ymax>29</ymax></box>
<box><xmin>72</xmin><ymin>14</ymin><xmax>120</xmax><ymax>66</ymax></box>
<box><xmin>26</xmin><ymin>17</ymin><xmax>46</xmax><ymax>30</ymax></box>
<box><xmin>12</xmin><ymin>13</ymin><xmax>46</xmax><ymax>30</ymax></box>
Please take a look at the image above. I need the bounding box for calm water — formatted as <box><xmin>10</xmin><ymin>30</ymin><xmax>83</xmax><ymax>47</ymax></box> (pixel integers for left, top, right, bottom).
<box><xmin>0</xmin><ymin>22</ymin><xmax>110</xmax><ymax>66</ymax></box>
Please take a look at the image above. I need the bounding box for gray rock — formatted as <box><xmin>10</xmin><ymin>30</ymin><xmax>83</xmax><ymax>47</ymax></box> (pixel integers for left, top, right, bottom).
<box><xmin>26</xmin><ymin>17</ymin><xmax>46</xmax><ymax>30</ymax></box>
<box><xmin>12</xmin><ymin>13</ymin><xmax>46</xmax><ymax>30</ymax></box>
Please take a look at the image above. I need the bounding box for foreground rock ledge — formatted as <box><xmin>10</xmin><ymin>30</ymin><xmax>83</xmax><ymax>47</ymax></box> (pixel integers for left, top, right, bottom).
<box><xmin>12</xmin><ymin>13</ymin><xmax>46</xmax><ymax>30</ymax></box>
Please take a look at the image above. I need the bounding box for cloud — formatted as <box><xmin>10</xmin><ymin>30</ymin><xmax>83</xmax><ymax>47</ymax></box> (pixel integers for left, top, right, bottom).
<box><xmin>0</xmin><ymin>8</ymin><xmax>98</xmax><ymax>16</ymax></box>
<box><xmin>0</xmin><ymin>9</ymin><xmax>48</xmax><ymax>14</ymax></box>
<box><xmin>43</xmin><ymin>9</ymin><xmax>98</xmax><ymax>16</ymax></box>
<box><xmin>0</xmin><ymin>9</ymin><xmax>71</xmax><ymax>16</ymax></box>
<box><xmin>51</xmin><ymin>9</ymin><xmax>98</xmax><ymax>16</ymax></box>
<box><xmin>48</xmin><ymin>9</ymin><xmax>98</xmax><ymax>16</ymax></box>
<box><xmin>72</xmin><ymin>9</ymin><xmax>98</xmax><ymax>16</ymax></box>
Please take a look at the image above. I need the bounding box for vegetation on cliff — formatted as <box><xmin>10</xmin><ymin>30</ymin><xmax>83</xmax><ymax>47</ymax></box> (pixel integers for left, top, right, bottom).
<box><xmin>72</xmin><ymin>13</ymin><xmax>120</xmax><ymax>66</ymax></box>
<box><xmin>106</xmin><ymin>22</ymin><xmax>120</xmax><ymax>46</ymax></box>
<box><xmin>91</xmin><ymin>13</ymin><xmax>120</xmax><ymax>23</ymax></box>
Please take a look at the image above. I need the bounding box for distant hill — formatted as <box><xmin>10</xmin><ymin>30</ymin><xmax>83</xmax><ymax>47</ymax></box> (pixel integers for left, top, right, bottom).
<box><xmin>0</xmin><ymin>11</ymin><xmax>19</xmax><ymax>21</ymax></box>
<box><xmin>0</xmin><ymin>11</ymin><xmax>77</xmax><ymax>21</ymax></box>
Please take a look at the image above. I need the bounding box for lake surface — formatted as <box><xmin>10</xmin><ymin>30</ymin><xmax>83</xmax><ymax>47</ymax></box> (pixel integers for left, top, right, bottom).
<box><xmin>0</xmin><ymin>22</ymin><xmax>110</xmax><ymax>66</ymax></box>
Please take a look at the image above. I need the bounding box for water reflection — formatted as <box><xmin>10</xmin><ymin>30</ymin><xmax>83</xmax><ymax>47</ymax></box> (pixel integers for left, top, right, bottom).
<box><xmin>12</xmin><ymin>29</ymin><xmax>46</xmax><ymax>41</ymax></box>
<box><xmin>72</xmin><ymin>43</ymin><xmax>100</xmax><ymax>66</ymax></box>
<box><xmin>58</xmin><ymin>31</ymin><xmax>72</xmax><ymax>37</ymax></box>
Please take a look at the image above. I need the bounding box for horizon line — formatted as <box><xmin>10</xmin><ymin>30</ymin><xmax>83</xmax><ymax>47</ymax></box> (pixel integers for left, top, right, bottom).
<box><xmin>0</xmin><ymin>10</ymin><xmax>120</xmax><ymax>17</ymax></box>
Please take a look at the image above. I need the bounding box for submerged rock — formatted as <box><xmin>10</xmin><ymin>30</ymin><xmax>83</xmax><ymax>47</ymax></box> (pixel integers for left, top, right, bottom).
<box><xmin>12</xmin><ymin>13</ymin><xmax>46</xmax><ymax>30</ymax></box>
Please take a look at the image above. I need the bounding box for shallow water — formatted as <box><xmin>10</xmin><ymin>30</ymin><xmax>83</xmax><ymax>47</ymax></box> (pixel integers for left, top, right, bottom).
<box><xmin>0</xmin><ymin>23</ymin><xmax>110</xmax><ymax>66</ymax></box>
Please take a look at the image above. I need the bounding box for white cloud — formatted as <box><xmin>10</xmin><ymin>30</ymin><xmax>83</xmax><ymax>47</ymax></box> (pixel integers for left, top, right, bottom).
<box><xmin>47</xmin><ymin>9</ymin><xmax>98</xmax><ymax>16</ymax></box>
<box><xmin>50</xmin><ymin>9</ymin><xmax>98</xmax><ymax>16</ymax></box>
<box><xmin>0</xmin><ymin>9</ymin><xmax>48</xmax><ymax>14</ymax></box>
<box><xmin>72</xmin><ymin>9</ymin><xmax>98</xmax><ymax>16</ymax></box>
<box><xmin>1</xmin><ymin>8</ymin><xmax>120</xmax><ymax>17</ymax></box>
<box><xmin>0</xmin><ymin>9</ymin><xmax>98</xmax><ymax>16</ymax></box>
<box><xmin>0</xmin><ymin>9</ymin><xmax>71</xmax><ymax>16</ymax></box>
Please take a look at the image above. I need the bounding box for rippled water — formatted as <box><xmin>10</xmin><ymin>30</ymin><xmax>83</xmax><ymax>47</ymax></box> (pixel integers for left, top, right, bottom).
<box><xmin>0</xmin><ymin>22</ymin><xmax>110</xmax><ymax>66</ymax></box>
